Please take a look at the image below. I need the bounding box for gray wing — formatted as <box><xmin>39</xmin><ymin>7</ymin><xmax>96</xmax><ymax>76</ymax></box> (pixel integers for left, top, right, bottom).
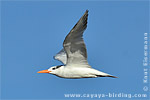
<box><xmin>53</xmin><ymin>49</ymin><xmax>67</xmax><ymax>65</ymax></box>
<box><xmin>63</xmin><ymin>10</ymin><xmax>91</xmax><ymax>68</ymax></box>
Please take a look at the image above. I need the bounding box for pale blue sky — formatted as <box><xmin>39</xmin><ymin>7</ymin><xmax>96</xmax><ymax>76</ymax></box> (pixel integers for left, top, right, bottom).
<box><xmin>1</xmin><ymin>0</ymin><xmax>149</xmax><ymax>100</ymax></box>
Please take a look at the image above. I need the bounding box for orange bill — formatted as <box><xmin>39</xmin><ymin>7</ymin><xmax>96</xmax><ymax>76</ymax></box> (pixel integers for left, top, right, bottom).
<box><xmin>37</xmin><ymin>70</ymin><xmax>51</xmax><ymax>73</ymax></box>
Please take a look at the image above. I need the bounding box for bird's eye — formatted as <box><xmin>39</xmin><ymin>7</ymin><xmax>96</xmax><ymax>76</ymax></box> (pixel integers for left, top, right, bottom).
<box><xmin>52</xmin><ymin>68</ymin><xmax>55</xmax><ymax>70</ymax></box>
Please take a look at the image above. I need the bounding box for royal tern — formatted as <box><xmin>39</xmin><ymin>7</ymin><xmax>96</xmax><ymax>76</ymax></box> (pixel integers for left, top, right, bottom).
<box><xmin>37</xmin><ymin>10</ymin><xmax>117</xmax><ymax>79</ymax></box>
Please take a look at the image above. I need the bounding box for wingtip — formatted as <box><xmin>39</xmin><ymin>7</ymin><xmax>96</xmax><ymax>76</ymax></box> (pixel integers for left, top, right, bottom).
<box><xmin>83</xmin><ymin>10</ymin><xmax>88</xmax><ymax>18</ymax></box>
<box><xmin>106</xmin><ymin>75</ymin><xmax>118</xmax><ymax>78</ymax></box>
<box><xmin>111</xmin><ymin>76</ymin><xmax>118</xmax><ymax>78</ymax></box>
<box><xmin>85</xmin><ymin>10</ymin><xmax>89</xmax><ymax>13</ymax></box>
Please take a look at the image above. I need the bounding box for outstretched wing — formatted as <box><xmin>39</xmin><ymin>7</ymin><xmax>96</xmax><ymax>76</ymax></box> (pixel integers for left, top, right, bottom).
<box><xmin>63</xmin><ymin>10</ymin><xmax>90</xmax><ymax>68</ymax></box>
<box><xmin>53</xmin><ymin>49</ymin><xmax>67</xmax><ymax>65</ymax></box>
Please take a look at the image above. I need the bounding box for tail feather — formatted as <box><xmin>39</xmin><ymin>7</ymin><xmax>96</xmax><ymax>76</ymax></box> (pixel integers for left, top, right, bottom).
<box><xmin>96</xmin><ymin>75</ymin><xmax>118</xmax><ymax>78</ymax></box>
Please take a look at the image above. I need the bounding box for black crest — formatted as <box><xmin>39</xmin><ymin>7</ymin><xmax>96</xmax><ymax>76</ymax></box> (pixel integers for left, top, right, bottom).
<box><xmin>52</xmin><ymin>65</ymin><xmax>63</xmax><ymax>70</ymax></box>
<box><xmin>56</xmin><ymin>65</ymin><xmax>63</xmax><ymax>69</ymax></box>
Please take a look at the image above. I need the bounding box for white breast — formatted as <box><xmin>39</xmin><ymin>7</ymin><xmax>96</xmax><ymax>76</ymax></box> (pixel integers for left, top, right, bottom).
<box><xmin>56</xmin><ymin>67</ymin><xmax>110</xmax><ymax>79</ymax></box>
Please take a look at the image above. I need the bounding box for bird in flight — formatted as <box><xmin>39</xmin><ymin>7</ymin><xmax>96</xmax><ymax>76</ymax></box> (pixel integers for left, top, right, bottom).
<box><xmin>37</xmin><ymin>10</ymin><xmax>117</xmax><ymax>79</ymax></box>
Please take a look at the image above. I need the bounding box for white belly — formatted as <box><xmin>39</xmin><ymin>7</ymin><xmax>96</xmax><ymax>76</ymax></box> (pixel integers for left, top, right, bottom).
<box><xmin>57</xmin><ymin>67</ymin><xmax>109</xmax><ymax>79</ymax></box>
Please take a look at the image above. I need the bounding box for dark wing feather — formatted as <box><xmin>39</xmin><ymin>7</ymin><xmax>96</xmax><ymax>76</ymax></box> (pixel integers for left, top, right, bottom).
<box><xmin>63</xmin><ymin>10</ymin><xmax>90</xmax><ymax>67</ymax></box>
